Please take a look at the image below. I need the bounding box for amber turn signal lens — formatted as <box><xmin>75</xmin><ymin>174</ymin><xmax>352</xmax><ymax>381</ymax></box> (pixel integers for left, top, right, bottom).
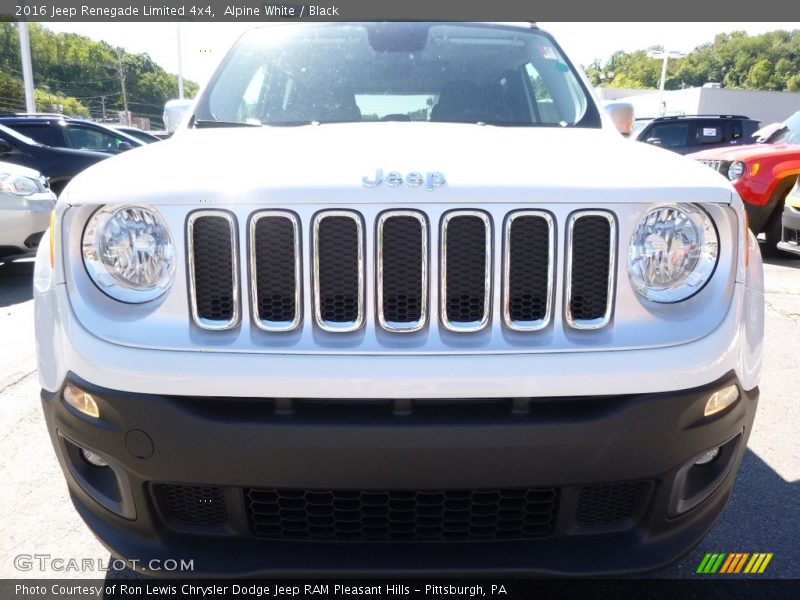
<box><xmin>63</xmin><ymin>384</ymin><xmax>100</xmax><ymax>418</ymax></box>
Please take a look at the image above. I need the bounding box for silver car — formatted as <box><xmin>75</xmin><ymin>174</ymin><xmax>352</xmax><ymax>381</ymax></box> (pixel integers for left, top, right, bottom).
<box><xmin>0</xmin><ymin>160</ymin><xmax>56</xmax><ymax>262</ymax></box>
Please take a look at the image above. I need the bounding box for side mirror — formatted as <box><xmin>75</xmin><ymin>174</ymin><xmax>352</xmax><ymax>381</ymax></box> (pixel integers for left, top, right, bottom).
<box><xmin>646</xmin><ymin>137</ymin><xmax>663</xmax><ymax>146</ymax></box>
<box><xmin>163</xmin><ymin>99</ymin><xmax>193</xmax><ymax>133</ymax></box>
<box><xmin>118</xmin><ymin>142</ymin><xmax>134</xmax><ymax>152</ymax></box>
<box><xmin>0</xmin><ymin>139</ymin><xmax>13</xmax><ymax>155</ymax></box>
<box><xmin>604</xmin><ymin>102</ymin><xmax>635</xmax><ymax>137</ymax></box>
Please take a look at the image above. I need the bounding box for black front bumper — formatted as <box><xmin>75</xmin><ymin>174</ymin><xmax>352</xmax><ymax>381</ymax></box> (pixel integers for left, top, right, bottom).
<box><xmin>41</xmin><ymin>373</ymin><xmax>758</xmax><ymax>577</ymax></box>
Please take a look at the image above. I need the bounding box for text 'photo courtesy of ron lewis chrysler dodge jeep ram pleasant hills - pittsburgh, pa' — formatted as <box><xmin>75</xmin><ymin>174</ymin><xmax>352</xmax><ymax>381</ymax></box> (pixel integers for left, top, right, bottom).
<box><xmin>32</xmin><ymin>21</ymin><xmax>764</xmax><ymax>576</ymax></box>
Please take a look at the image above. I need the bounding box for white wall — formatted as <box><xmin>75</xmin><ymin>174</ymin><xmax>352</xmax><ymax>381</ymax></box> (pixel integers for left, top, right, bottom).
<box><xmin>598</xmin><ymin>86</ymin><xmax>800</xmax><ymax>125</ymax></box>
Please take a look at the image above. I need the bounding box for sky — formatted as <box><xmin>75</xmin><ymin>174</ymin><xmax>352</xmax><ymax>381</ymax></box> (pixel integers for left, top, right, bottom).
<box><xmin>41</xmin><ymin>22</ymin><xmax>800</xmax><ymax>88</ymax></box>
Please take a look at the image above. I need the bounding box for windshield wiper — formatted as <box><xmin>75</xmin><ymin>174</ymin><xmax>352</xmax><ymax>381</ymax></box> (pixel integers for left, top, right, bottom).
<box><xmin>193</xmin><ymin>119</ymin><xmax>262</xmax><ymax>129</ymax></box>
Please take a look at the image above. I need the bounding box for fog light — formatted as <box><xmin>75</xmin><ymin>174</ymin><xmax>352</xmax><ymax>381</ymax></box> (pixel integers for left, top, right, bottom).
<box><xmin>694</xmin><ymin>447</ymin><xmax>720</xmax><ymax>465</ymax></box>
<box><xmin>63</xmin><ymin>384</ymin><xmax>99</xmax><ymax>418</ymax></box>
<box><xmin>80</xmin><ymin>448</ymin><xmax>109</xmax><ymax>468</ymax></box>
<box><xmin>705</xmin><ymin>385</ymin><xmax>739</xmax><ymax>417</ymax></box>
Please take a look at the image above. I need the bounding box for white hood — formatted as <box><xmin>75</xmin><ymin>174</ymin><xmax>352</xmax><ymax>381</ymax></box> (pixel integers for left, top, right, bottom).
<box><xmin>63</xmin><ymin>123</ymin><xmax>734</xmax><ymax>206</ymax></box>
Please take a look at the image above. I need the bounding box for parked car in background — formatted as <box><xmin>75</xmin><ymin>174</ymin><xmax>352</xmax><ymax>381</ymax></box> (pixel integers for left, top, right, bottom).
<box><xmin>0</xmin><ymin>114</ymin><xmax>144</xmax><ymax>155</ymax></box>
<box><xmin>779</xmin><ymin>179</ymin><xmax>800</xmax><ymax>256</ymax></box>
<box><xmin>690</xmin><ymin>110</ymin><xmax>800</xmax><ymax>251</ymax></box>
<box><xmin>112</xmin><ymin>125</ymin><xmax>163</xmax><ymax>144</ymax></box>
<box><xmin>634</xmin><ymin>115</ymin><xmax>760</xmax><ymax>155</ymax></box>
<box><xmin>0</xmin><ymin>123</ymin><xmax>108</xmax><ymax>196</ymax></box>
<box><xmin>0</xmin><ymin>160</ymin><xmax>56</xmax><ymax>262</ymax></box>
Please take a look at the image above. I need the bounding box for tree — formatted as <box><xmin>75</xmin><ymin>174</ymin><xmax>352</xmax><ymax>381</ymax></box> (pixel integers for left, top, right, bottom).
<box><xmin>584</xmin><ymin>28</ymin><xmax>800</xmax><ymax>92</ymax></box>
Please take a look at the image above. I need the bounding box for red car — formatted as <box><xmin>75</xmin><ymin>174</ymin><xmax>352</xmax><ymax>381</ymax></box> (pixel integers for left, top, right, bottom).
<box><xmin>689</xmin><ymin>110</ymin><xmax>800</xmax><ymax>251</ymax></box>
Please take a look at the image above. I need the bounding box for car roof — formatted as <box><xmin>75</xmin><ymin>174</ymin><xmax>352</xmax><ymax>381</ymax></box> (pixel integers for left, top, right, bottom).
<box><xmin>0</xmin><ymin>115</ymin><xmax>145</xmax><ymax>145</ymax></box>
<box><xmin>645</xmin><ymin>115</ymin><xmax>755</xmax><ymax>122</ymax></box>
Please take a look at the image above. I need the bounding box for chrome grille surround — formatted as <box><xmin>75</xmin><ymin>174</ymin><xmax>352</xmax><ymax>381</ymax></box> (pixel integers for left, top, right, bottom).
<box><xmin>376</xmin><ymin>210</ymin><xmax>429</xmax><ymax>333</ymax></box>
<box><xmin>311</xmin><ymin>210</ymin><xmax>365</xmax><ymax>333</ymax></box>
<box><xmin>564</xmin><ymin>210</ymin><xmax>616</xmax><ymax>331</ymax></box>
<box><xmin>439</xmin><ymin>210</ymin><xmax>492</xmax><ymax>333</ymax></box>
<box><xmin>186</xmin><ymin>210</ymin><xmax>240</xmax><ymax>331</ymax></box>
<box><xmin>249</xmin><ymin>210</ymin><xmax>302</xmax><ymax>332</ymax></box>
<box><xmin>502</xmin><ymin>210</ymin><xmax>555</xmax><ymax>332</ymax></box>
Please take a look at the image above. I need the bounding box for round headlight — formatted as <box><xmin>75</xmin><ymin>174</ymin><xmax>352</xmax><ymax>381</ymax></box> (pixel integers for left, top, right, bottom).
<box><xmin>82</xmin><ymin>205</ymin><xmax>175</xmax><ymax>303</ymax></box>
<box><xmin>628</xmin><ymin>204</ymin><xmax>718</xmax><ymax>303</ymax></box>
<box><xmin>727</xmin><ymin>161</ymin><xmax>745</xmax><ymax>181</ymax></box>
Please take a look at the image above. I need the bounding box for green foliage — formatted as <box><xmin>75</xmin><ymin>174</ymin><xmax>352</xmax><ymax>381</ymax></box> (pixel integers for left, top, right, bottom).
<box><xmin>588</xmin><ymin>29</ymin><xmax>800</xmax><ymax>92</ymax></box>
<box><xmin>0</xmin><ymin>23</ymin><xmax>197</xmax><ymax>126</ymax></box>
<box><xmin>34</xmin><ymin>89</ymin><xmax>90</xmax><ymax>117</ymax></box>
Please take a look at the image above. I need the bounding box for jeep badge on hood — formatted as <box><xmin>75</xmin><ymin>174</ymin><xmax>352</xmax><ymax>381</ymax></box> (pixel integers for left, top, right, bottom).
<box><xmin>362</xmin><ymin>169</ymin><xmax>446</xmax><ymax>191</ymax></box>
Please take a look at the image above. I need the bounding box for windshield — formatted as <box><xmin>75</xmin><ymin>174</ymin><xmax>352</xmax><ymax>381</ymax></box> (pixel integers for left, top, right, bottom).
<box><xmin>773</xmin><ymin>111</ymin><xmax>800</xmax><ymax>144</ymax></box>
<box><xmin>196</xmin><ymin>23</ymin><xmax>599</xmax><ymax>128</ymax></box>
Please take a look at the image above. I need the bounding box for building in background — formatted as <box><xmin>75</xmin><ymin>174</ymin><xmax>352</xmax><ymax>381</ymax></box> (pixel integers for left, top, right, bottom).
<box><xmin>597</xmin><ymin>87</ymin><xmax>800</xmax><ymax>126</ymax></box>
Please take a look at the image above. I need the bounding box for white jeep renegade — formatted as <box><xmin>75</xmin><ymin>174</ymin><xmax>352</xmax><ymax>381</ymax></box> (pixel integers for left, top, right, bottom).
<box><xmin>34</xmin><ymin>22</ymin><xmax>764</xmax><ymax>576</ymax></box>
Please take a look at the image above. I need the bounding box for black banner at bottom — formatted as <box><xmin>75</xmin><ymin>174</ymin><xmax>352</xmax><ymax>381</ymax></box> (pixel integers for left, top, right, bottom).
<box><xmin>3</xmin><ymin>579</ymin><xmax>799</xmax><ymax>600</ymax></box>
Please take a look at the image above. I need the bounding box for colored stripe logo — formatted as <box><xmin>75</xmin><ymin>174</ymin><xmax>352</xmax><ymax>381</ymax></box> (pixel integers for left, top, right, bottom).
<box><xmin>696</xmin><ymin>553</ymin><xmax>773</xmax><ymax>574</ymax></box>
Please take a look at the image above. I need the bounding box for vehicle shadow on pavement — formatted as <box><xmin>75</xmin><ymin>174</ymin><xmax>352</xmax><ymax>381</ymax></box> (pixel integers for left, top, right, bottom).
<box><xmin>651</xmin><ymin>448</ymin><xmax>799</xmax><ymax>579</ymax></box>
<box><xmin>0</xmin><ymin>259</ymin><xmax>34</xmax><ymax>307</ymax></box>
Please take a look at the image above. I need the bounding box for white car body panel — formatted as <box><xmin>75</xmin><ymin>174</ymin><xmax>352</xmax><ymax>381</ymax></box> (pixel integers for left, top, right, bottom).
<box><xmin>0</xmin><ymin>161</ymin><xmax>56</xmax><ymax>257</ymax></box>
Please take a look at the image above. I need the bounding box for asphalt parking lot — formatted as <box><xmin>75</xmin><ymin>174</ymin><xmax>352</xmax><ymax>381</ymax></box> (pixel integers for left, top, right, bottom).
<box><xmin>0</xmin><ymin>248</ymin><xmax>798</xmax><ymax>580</ymax></box>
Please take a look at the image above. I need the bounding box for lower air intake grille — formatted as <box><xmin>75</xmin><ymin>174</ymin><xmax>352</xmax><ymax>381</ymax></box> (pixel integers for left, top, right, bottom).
<box><xmin>154</xmin><ymin>484</ymin><xmax>227</xmax><ymax>526</ymax></box>
<box><xmin>189</xmin><ymin>213</ymin><xmax>237</xmax><ymax>327</ymax></box>
<box><xmin>567</xmin><ymin>212</ymin><xmax>615</xmax><ymax>328</ymax></box>
<box><xmin>576</xmin><ymin>481</ymin><xmax>647</xmax><ymax>525</ymax></box>
<box><xmin>245</xmin><ymin>487</ymin><xmax>558</xmax><ymax>541</ymax></box>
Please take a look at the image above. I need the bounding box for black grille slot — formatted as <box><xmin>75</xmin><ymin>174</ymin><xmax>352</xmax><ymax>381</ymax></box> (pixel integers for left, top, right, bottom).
<box><xmin>576</xmin><ymin>482</ymin><xmax>647</xmax><ymax>525</ymax></box>
<box><xmin>190</xmin><ymin>214</ymin><xmax>237</xmax><ymax>326</ymax></box>
<box><xmin>568</xmin><ymin>214</ymin><xmax>614</xmax><ymax>325</ymax></box>
<box><xmin>246</xmin><ymin>487</ymin><xmax>558</xmax><ymax>541</ymax></box>
<box><xmin>253</xmin><ymin>214</ymin><xmax>299</xmax><ymax>327</ymax></box>
<box><xmin>507</xmin><ymin>214</ymin><xmax>551</xmax><ymax>325</ymax></box>
<box><xmin>379</xmin><ymin>214</ymin><xmax>425</xmax><ymax>327</ymax></box>
<box><xmin>154</xmin><ymin>484</ymin><xmax>227</xmax><ymax>526</ymax></box>
<box><xmin>315</xmin><ymin>214</ymin><xmax>362</xmax><ymax>326</ymax></box>
<box><xmin>443</xmin><ymin>213</ymin><xmax>490</xmax><ymax>327</ymax></box>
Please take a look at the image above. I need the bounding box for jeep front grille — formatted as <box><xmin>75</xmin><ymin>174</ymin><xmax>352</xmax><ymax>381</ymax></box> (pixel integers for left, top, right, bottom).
<box><xmin>440</xmin><ymin>211</ymin><xmax>492</xmax><ymax>331</ymax></box>
<box><xmin>250</xmin><ymin>211</ymin><xmax>301</xmax><ymax>331</ymax></box>
<box><xmin>377</xmin><ymin>211</ymin><xmax>428</xmax><ymax>332</ymax></box>
<box><xmin>186</xmin><ymin>208</ymin><xmax>617</xmax><ymax>335</ymax></box>
<box><xmin>312</xmin><ymin>211</ymin><xmax>364</xmax><ymax>332</ymax></box>
<box><xmin>697</xmin><ymin>159</ymin><xmax>730</xmax><ymax>175</ymax></box>
<box><xmin>503</xmin><ymin>211</ymin><xmax>554</xmax><ymax>331</ymax></box>
<box><xmin>565</xmin><ymin>212</ymin><xmax>616</xmax><ymax>329</ymax></box>
<box><xmin>187</xmin><ymin>211</ymin><xmax>239</xmax><ymax>330</ymax></box>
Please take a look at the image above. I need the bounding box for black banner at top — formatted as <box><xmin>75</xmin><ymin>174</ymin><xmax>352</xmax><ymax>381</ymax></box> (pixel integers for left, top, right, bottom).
<box><xmin>2</xmin><ymin>0</ymin><xmax>800</xmax><ymax>22</ymax></box>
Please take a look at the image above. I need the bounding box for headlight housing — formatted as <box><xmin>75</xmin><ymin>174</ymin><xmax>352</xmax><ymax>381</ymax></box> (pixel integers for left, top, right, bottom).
<box><xmin>0</xmin><ymin>173</ymin><xmax>46</xmax><ymax>196</ymax></box>
<box><xmin>628</xmin><ymin>204</ymin><xmax>719</xmax><ymax>303</ymax></box>
<box><xmin>727</xmin><ymin>161</ymin><xmax>745</xmax><ymax>181</ymax></box>
<box><xmin>82</xmin><ymin>205</ymin><xmax>176</xmax><ymax>303</ymax></box>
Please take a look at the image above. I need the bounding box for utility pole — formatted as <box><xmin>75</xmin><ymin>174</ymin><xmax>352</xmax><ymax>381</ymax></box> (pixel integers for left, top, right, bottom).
<box><xmin>176</xmin><ymin>23</ymin><xmax>185</xmax><ymax>99</ymax></box>
<box><xmin>18</xmin><ymin>22</ymin><xmax>36</xmax><ymax>113</ymax></box>
<box><xmin>100</xmin><ymin>95</ymin><xmax>106</xmax><ymax>120</ymax></box>
<box><xmin>647</xmin><ymin>48</ymin><xmax>686</xmax><ymax>117</ymax></box>
<box><xmin>115</xmin><ymin>49</ymin><xmax>130</xmax><ymax>125</ymax></box>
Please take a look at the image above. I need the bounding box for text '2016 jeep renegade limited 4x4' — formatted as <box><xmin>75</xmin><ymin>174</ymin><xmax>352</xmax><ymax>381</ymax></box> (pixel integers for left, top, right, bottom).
<box><xmin>34</xmin><ymin>22</ymin><xmax>764</xmax><ymax>576</ymax></box>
